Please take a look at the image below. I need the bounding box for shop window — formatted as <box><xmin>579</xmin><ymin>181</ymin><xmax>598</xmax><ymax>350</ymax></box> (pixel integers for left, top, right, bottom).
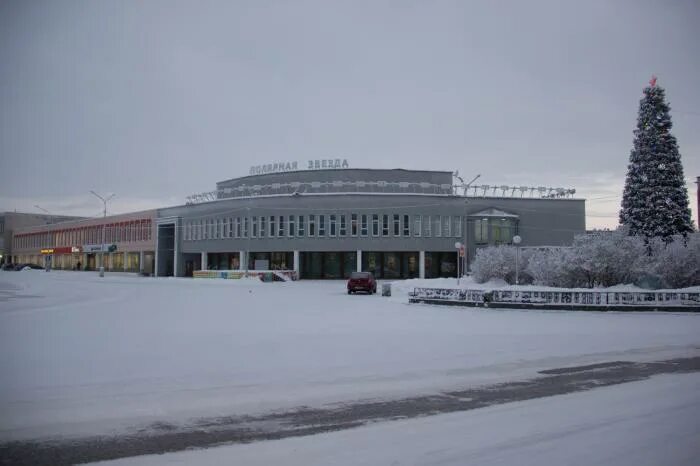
<box><xmin>384</xmin><ymin>252</ymin><xmax>400</xmax><ymax>279</ymax></box>
<box><xmin>298</xmin><ymin>215</ymin><xmax>305</xmax><ymax>236</ymax></box>
<box><xmin>372</xmin><ymin>214</ymin><xmax>379</xmax><ymax>236</ymax></box>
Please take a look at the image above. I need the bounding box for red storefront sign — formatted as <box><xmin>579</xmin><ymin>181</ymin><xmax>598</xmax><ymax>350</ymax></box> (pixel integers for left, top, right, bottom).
<box><xmin>52</xmin><ymin>247</ymin><xmax>75</xmax><ymax>254</ymax></box>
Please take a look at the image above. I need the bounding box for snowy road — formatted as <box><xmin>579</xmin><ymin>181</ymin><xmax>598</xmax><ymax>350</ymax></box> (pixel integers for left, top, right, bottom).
<box><xmin>1</xmin><ymin>271</ymin><xmax>699</xmax><ymax>464</ymax></box>
<box><xmin>92</xmin><ymin>373</ymin><xmax>700</xmax><ymax>466</ymax></box>
<box><xmin>2</xmin><ymin>356</ymin><xmax>698</xmax><ymax>465</ymax></box>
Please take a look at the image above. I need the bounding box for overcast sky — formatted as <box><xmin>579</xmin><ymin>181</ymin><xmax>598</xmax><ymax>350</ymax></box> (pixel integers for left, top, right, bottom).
<box><xmin>1</xmin><ymin>0</ymin><xmax>698</xmax><ymax>228</ymax></box>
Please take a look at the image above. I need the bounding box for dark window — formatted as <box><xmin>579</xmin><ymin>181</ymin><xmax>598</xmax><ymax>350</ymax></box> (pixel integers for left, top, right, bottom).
<box><xmin>298</xmin><ymin>215</ymin><xmax>305</xmax><ymax>236</ymax></box>
<box><xmin>339</xmin><ymin>214</ymin><xmax>347</xmax><ymax>236</ymax></box>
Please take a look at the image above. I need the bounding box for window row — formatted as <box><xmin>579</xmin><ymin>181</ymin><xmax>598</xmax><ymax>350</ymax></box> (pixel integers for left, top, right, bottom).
<box><xmin>13</xmin><ymin>220</ymin><xmax>153</xmax><ymax>249</ymax></box>
<box><xmin>183</xmin><ymin>214</ymin><xmax>464</xmax><ymax>241</ymax></box>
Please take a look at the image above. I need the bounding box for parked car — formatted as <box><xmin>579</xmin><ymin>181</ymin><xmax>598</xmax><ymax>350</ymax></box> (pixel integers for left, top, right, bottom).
<box><xmin>13</xmin><ymin>263</ymin><xmax>44</xmax><ymax>271</ymax></box>
<box><xmin>347</xmin><ymin>271</ymin><xmax>377</xmax><ymax>294</ymax></box>
<box><xmin>1</xmin><ymin>263</ymin><xmax>15</xmax><ymax>271</ymax></box>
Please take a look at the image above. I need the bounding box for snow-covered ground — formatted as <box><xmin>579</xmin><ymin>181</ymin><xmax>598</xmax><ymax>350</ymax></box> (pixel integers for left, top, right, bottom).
<box><xmin>92</xmin><ymin>373</ymin><xmax>700</xmax><ymax>466</ymax></box>
<box><xmin>1</xmin><ymin>271</ymin><xmax>699</xmax><ymax>443</ymax></box>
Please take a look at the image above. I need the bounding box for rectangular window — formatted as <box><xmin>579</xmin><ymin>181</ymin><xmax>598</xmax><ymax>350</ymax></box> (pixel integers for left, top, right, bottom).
<box><xmin>330</xmin><ymin>214</ymin><xmax>337</xmax><ymax>236</ymax></box>
<box><xmin>403</xmin><ymin>215</ymin><xmax>410</xmax><ymax>236</ymax></box>
<box><xmin>475</xmin><ymin>219</ymin><xmax>488</xmax><ymax>243</ymax></box>
<box><xmin>393</xmin><ymin>214</ymin><xmax>400</xmax><ymax>236</ymax></box>
<box><xmin>423</xmin><ymin>215</ymin><xmax>431</xmax><ymax>237</ymax></box>
<box><xmin>339</xmin><ymin>214</ymin><xmax>347</xmax><ymax>236</ymax></box>
<box><xmin>433</xmin><ymin>215</ymin><xmax>441</xmax><ymax>237</ymax></box>
<box><xmin>260</xmin><ymin>216</ymin><xmax>266</xmax><ymax>237</ymax></box>
<box><xmin>201</xmin><ymin>221</ymin><xmax>207</xmax><ymax>240</ymax></box>
<box><xmin>319</xmin><ymin>215</ymin><xmax>326</xmax><ymax>236</ymax></box>
<box><xmin>243</xmin><ymin>216</ymin><xmax>249</xmax><ymax>238</ymax></box>
<box><xmin>298</xmin><ymin>215</ymin><xmax>305</xmax><ymax>236</ymax></box>
<box><xmin>309</xmin><ymin>214</ymin><xmax>316</xmax><ymax>236</ymax></box>
<box><xmin>442</xmin><ymin>215</ymin><xmax>451</xmax><ymax>237</ymax></box>
<box><xmin>453</xmin><ymin>216</ymin><xmax>462</xmax><ymax>238</ymax></box>
<box><xmin>235</xmin><ymin>217</ymin><xmax>241</xmax><ymax>238</ymax></box>
<box><xmin>351</xmin><ymin>214</ymin><xmax>358</xmax><ymax>236</ymax></box>
<box><xmin>361</xmin><ymin>214</ymin><xmax>368</xmax><ymax>236</ymax></box>
<box><xmin>278</xmin><ymin>215</ymin><xmax>285</xmax><ymax>236</ymax></box>
<box><xmin>252</xmin><ymin>216</ymin><xmax>258</xmax><ymax>238</ymax></box>
<box><xmin>289</xmin><ymin>215</ymin><xmax>295</xmax><ymax>237</ymax></box>
<box><xmin>372</xmin><ymin>214</ymin><xmax>379</xmax><ymax>236</ymax></box>
<box><xmin>269</xmin><ymin>216</ymin><xmax>276</xmax><ymax>237</ymax></box>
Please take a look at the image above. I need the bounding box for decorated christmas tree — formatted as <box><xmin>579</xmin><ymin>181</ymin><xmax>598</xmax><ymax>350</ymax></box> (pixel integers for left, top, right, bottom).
<box><xmin>619</xmin><ymin>76</ymin><xmax>694</xmax><ymax>241</ymax></box>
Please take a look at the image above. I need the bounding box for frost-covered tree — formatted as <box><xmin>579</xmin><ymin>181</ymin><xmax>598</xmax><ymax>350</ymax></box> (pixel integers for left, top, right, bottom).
<box><xmin>525</xmin><ymin>248</ymin><xmax>570</xmax><ymax>287</ymax></box>
<box><xmin>472</xmin><ymin>246</ymin><xmax>530</xmax><ymax>285</ymax></box>
<box><xmin>653</xmin><ymin>233</ymin><xmax>700</xmax><ymax>288</ymax></box>
<box><xmin>565</xmin><ymin>229</ymin><xmax>648</xmax><ymax>287</ymax></box>
<box><xmin>620</xmin><ymin>76</ymin><xmax>694</xmax><ymax>242</ymax></box>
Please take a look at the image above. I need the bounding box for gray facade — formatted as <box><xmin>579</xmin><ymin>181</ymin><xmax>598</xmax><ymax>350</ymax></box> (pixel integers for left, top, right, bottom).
<box><xmin>157</xmin><ymin>169</ymin><xmax>586</xmax><ymax>279</ymax></box>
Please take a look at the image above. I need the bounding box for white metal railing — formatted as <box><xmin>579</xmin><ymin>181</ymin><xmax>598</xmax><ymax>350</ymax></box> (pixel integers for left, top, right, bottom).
<box><xmin>411</xmin><ymin>287</ymin><xmax>700</xmax><ymax>308</ymax></box>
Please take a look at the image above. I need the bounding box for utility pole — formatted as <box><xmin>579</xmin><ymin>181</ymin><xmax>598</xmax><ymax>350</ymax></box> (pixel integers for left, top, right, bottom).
<box><xmin>34</xmin><ymin>205</ymin><xmax>52</xmax><ymax>271</ymax></box>
<box><xmin>90</xmin><ymin>191</ymin><xmax>115</xmax><ymax>277</ymax></box>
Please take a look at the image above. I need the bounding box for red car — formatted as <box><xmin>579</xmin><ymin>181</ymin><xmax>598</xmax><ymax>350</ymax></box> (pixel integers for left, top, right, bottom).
<box><xmin>347</xmin><ymin>271</ymin><xmax>377</xmax><ymax>294</ymax></box>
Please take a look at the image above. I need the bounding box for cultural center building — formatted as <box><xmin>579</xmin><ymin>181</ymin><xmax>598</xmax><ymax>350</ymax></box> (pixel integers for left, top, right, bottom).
<box><xmin>154</xmin><ymin>162</ymin><xmax>585</xmax><ymax>279</ymax></box>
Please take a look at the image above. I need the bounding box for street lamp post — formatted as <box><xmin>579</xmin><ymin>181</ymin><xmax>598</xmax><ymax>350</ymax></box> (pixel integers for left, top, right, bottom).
<box><xmin>513</xmin><ymin>235</ymin><xmax>522</xmax><ymax>285</ymax></box>
<box><xmin>245</xmin><ymin>205</ymin><xmax>251</xmax><ymax>276</ymax></box>
<box><xmin>34</xmin><ymin>205</ymin><xmax>52</xmax><ymax>271</ymax></box>
<box><xmin>459</xmin><ymin>174</ymin><xmax>481</xmax><ymax>284</ymax></box>
<box><xmin>90</xmin><ymin>191</ymin><xmax>115</xmax><ymax>277</ymax></box>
